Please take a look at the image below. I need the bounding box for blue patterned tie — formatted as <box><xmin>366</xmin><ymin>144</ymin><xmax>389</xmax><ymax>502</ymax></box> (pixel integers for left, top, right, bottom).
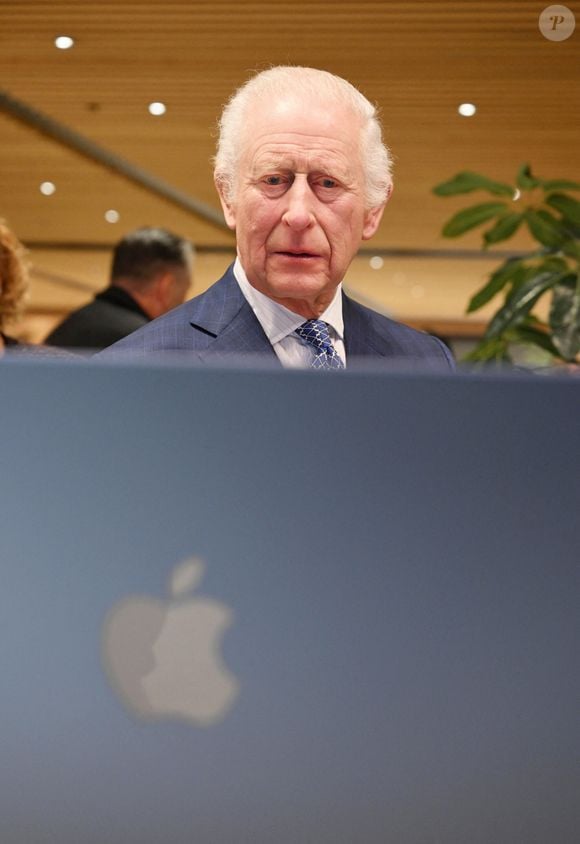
<box><xmin>295</xmin><ymin>319</ymin><xmax>345</xmax><ymax>370</ymax></box>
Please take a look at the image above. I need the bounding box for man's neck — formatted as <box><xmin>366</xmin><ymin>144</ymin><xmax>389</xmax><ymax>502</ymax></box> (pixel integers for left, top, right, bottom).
<box><xmin>111</xmin><ymin>280</ymin><xmax>155</xmax><ymax>319</ymax></box>
<box><xmin>233</xmin><ymin>258</ymin><xmax>344</xmax><ymax>341</ymax></box>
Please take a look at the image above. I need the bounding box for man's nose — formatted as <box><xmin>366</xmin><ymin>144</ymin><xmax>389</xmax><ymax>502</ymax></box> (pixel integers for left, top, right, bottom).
<box><xmin>281</xmin><ymin>176</ymin><xmax>315</xmax><ymax>231</ymax></box>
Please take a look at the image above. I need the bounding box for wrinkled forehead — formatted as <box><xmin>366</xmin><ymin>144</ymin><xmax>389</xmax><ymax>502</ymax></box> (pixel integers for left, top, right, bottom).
<box><xmin>238</xmin><ymin>94</ymin><xmax>364</xmax><ymax>169</ymax></box>
<box><xmin>248</xmin><ymin>92</ymin><xmax>361</xmax><ymax>134</ymax></box>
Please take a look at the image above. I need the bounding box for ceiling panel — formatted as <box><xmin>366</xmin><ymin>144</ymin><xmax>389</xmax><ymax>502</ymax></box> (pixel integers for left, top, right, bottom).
<box><xmin>1</xmin><ymin>0</ymin><xmax>578</xmax><ymax>255</ymax></box>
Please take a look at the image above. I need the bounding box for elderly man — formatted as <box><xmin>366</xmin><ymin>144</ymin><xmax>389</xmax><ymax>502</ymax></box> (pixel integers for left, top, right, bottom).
<box><xmin>101</xmin><ymin>67</ymin><xmax>453</xmax><ymax>369</ymax></box>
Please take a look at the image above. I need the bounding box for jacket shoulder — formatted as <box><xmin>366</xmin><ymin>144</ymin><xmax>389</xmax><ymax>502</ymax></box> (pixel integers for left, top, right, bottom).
<box><xmin>46</xmin><ymin>298</ymin><xmax>147</xmax><ymax>349</ymax></box>
<box><xmin>344</xmin><ymin>295</ymin><xmax>455</xmax><ymax>369</ymax></box>
<box><xmin>97</xmin><ymin>266</ymin><xmax>241</xmax><ymax>356</ymax></box>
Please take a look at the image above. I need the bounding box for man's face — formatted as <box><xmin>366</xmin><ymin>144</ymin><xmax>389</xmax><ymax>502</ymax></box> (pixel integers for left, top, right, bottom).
<box><xmin>216</xmin><ymin>96</ymin><xmax>386</xmax><ymax>318</ymax></box>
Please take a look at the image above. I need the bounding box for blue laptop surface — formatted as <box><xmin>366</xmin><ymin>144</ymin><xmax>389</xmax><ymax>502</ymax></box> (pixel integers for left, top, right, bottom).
<box><xmin>1</xmin><ymin>358</ymin><xmax>578</xmax><ymax>843</ymax></box>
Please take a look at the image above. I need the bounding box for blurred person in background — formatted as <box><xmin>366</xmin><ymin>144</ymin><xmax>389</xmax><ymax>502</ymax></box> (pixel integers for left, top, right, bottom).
<box><xmin>45</xmin><ymin>226</ymin><xmax>194</xmax><ymax>352</ymax></box>
<box><xmin>0</xmin><ymin>218</ymin><xmax>35</xmax><ymax>356</ymax></box>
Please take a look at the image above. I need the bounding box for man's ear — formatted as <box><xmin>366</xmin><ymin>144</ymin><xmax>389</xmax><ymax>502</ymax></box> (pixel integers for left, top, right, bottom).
<box><xmin>361</xmin><ymin>184</ymin><xmax>393</xmax><ymax>241</ymax></box>
<box><xmin>215</xmin><ymin>177</ymin><xmax>237</xmax><ymax>230</ymax></box>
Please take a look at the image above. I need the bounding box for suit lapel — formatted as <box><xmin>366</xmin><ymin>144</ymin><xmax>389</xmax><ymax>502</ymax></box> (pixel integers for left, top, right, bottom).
<box><xmin>188</xmin><ymin>270</ymin><xmax>391</xmax><ymax>363</ymax></box>
<box><xmin>188</xmin><ymin>267</ymin><xmax>279</xmax><ymax>363</ymax></box>
<box><xmin>343</xmin><ymin>292</ymin><xmax>389</xmax><ymax>358</ymax></box>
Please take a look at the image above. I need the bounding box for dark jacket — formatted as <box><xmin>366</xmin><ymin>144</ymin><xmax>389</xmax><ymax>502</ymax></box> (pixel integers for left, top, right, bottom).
<box><xmin>45</xmin><ymin>286</ymin><xmax>150</xmax><ymax>351</ymax></box>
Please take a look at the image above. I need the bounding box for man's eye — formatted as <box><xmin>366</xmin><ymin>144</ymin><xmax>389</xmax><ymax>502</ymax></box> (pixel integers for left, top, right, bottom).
<box><xmin>314</xmin><ymin>177</ymin><xmax>339</xmax><ymax>191</ymax></box>
<box><xmin>265</xmin><ymin>175</ymin><xmax>284</xmax><ymax>185</ymax></box>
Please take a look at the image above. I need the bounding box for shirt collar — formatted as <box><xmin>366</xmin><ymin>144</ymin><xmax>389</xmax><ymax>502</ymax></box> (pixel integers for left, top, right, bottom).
<box><xmin>233</xmin><ymin>256</ymin><xmax>344</xmax><ymax>345</ymax></box>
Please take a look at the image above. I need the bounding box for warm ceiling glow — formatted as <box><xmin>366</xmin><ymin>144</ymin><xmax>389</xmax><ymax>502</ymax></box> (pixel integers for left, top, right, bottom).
<box><xmin>54</xmin><ymin>35</ymin><xmax>74</xmax><ymax>50</ymax></box>
<box><xmin>105</xmin><ymin>209</ymin><xmax>120</xmax><ymax>223</ymax></box>
<box><xmin>458</xmin><ymin>103</ymin><xmax>477</xmax><ymax>117</ymax></box>
<box><xmin>39</xmin><ymin>181</ymin><xmax>56</xmax><ymax>196</ymax></box>
<box><xmin>148</xmin><ymin>102</ymin><xmax>167</xmax><ymax>116</ymax></box>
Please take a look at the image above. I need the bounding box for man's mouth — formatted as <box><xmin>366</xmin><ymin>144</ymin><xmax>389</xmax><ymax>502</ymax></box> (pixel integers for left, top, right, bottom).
<box><xmin>274</xmin><ymin>250</ymin><xmax>320</xmax><ymax>259</ymax></box>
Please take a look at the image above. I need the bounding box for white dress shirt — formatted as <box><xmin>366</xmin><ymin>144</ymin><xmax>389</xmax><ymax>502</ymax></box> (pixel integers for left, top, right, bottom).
<box><xmin>233</xmin><ymin>257</ymin><xmax>346</xmax><ymax>368</ymax></box>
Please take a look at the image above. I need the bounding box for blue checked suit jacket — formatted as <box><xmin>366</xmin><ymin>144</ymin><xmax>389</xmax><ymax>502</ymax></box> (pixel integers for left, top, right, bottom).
<box><xmin>99</xmin><ymin>264</ymin><xmax>454</xmax><ymax>369</ymax></box>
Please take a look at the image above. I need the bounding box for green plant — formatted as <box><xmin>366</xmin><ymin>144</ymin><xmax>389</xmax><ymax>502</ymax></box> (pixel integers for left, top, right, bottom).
<box><xmin>433</xmin><ymin>164</ymin><xmax>580</xmax><ymax>365</ymax></box>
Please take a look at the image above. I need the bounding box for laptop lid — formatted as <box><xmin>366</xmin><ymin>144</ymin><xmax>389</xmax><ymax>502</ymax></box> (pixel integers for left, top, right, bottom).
<box><xmin>1</xmin><ymin>359</ymin><xmax>578</xmax><ymax>843</ymax></box>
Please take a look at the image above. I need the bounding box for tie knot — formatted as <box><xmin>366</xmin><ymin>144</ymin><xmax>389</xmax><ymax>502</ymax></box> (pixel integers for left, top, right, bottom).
<box><xmin>296</xmin><ymin>319</ymin><xmax>332</xmax><ymax>347</ymax></box>
<box><xmin>295</xmin><ymin>319</ymin><xmax>344</xmax><ymax>370</ymax></box>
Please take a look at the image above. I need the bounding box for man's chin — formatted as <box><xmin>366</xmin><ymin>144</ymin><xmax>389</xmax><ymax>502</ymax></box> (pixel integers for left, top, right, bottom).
<box><xmin>265</xmin><ymin>272</ymin><xmax>332</xmax><ymax>299</ymax></box>
<box><xmin>257</xmin><ymin>273</ymin><xmax>337</xmax><ymax>318</ymax></box>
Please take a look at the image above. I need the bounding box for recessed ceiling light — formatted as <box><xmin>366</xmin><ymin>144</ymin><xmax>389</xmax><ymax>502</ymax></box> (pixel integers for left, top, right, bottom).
<box><xmin>148</xmin><ymin>102</ymin><xmax>166</xmax><ymax>116</ymax></box>
<box><xmin>369</xmin><ymin>256</ymin><xmax>384</xmax><ymax>270</ymax></box>
<box><xmin>411</xmin><ymin>284</ymin><xmax>425</xmax><ymax>300</ymax></box>
<box><xmin>458</xmin><ymin>103</ymin><xmax>477</xmax><ymax>117</ymax></box>
<box><xmin>105</xmin><ymin>209</ymin><xmax>120</xmax><ymax>223</ymax></box>
<box><xmin>39</xmin><ymin>181</ymin><xmax>56</xmax><ymax>196</ymax></box>
<box><xmin>55</xmin><ymin>35</ymin><xmax>74</xmax><ymax>50</ymax></box>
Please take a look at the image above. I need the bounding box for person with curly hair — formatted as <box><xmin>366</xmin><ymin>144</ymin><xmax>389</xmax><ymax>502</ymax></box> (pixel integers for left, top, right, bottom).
<box><xmin>0</xmin><ymin>218</ymin><xmax>31</xmax><ymax>354</ymax></box>
<box><xmin>0</xmin><ymin>219</ymin><xmax>77</xmax><ymax>358</ymax></box>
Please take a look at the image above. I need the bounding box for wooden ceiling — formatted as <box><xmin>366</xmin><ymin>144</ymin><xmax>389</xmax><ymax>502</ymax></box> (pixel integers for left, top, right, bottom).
<box><xmin>1</xmin><ymin>1</ymin><xmax>578</xmax><ymax>257</ymax></box>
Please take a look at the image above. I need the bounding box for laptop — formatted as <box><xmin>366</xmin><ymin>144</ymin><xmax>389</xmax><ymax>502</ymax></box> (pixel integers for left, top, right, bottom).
<box><xmin>1</xmin><ymin>357</ymin><xmax>578</xmax><ymax>843</ymax></box>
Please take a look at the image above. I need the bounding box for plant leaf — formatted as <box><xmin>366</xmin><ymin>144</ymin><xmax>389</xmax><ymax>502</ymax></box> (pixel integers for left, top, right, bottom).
<box><xmin>485</xmin><ymin>269</ymin><xmax>567</xmax><ymax>339</ymax></box>
<box><xmin>525</xmin><ymin>209</ymin><xmax>565</xmax><ymax>248</ymax></box>
<box><xmin>510</xmin><ymin>324</ymin><xmax>560</xmax><ymax>356</ymax></box>
<box><xmin>535</xmin><ymin>255</ymin><xmax>572</xmax><ymax>275</ymax></box>
<box><xmin>466</xmin><ymin>258</ymin><xmax>526</xmax><ymax>313</ymax></box>
<box><xmin>536</xmin><ymin>208</ymin><xmax>578</xmax><ymax>242</ymax></box>
<box><xmin>516</xmin><ymin>163</ymin><xmax>541</xmax><ymax>190</ymax></box>
<box><xmin>442</xmin><ymin>202</ymin><xmax>507</xmax><ymax>237</ymax></box>
<box><xmin>549</xmin><ymin>273</ymin><xmax>580</xmax><ymax>361</ymax></box>
<box><xmin>562</xmin><ymin>240</ymin><xmax>580</xmax><ymax>260</ymax></box>
<box><xmin>483</xmin><ymin>212</ymin><xmax>523</xmax><ymax>246</ymax></box>
<box><xmin>501</xmin><ymin>258</ymin><xmax>570</xmax><ymax>308</ymax></box>
<box><xmin>433</xmin><ymin>171</ymin><xmax>514</xmax><ymax>197</ymax></box>
<box><xmin>462</xmin><ymin>337</ymin><xmax>511</xmax><ymax>363</ymax></box>
<box><xmin>545</xmin><ymin>193</ymin><xmax>580</xmax><ymax>227</ymax></box>
<box><xmin>542</xmin><ymin>179</ymin><xmax>580</xmax><ymax>192</ymax></box>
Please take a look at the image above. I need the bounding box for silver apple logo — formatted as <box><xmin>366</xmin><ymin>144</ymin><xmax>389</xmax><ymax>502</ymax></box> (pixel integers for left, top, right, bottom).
<box><xmin>102</xmin><ymin>558</ymin><xmax>239</xmax><ymax>726</ymax></box>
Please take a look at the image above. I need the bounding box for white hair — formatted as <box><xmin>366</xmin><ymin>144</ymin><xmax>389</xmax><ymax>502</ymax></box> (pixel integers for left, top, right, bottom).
<box><xmin>214</xmin><ymin>66</ymin><xmax>393</xmax><ymax>209</ymax></box>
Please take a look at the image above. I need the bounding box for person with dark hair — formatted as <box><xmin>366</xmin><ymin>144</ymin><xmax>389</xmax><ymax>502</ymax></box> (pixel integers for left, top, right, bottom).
<box><xmin>45</xmin><ymin>227</ymin><xmax>194</xmax><ymax>351</ymax></box>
